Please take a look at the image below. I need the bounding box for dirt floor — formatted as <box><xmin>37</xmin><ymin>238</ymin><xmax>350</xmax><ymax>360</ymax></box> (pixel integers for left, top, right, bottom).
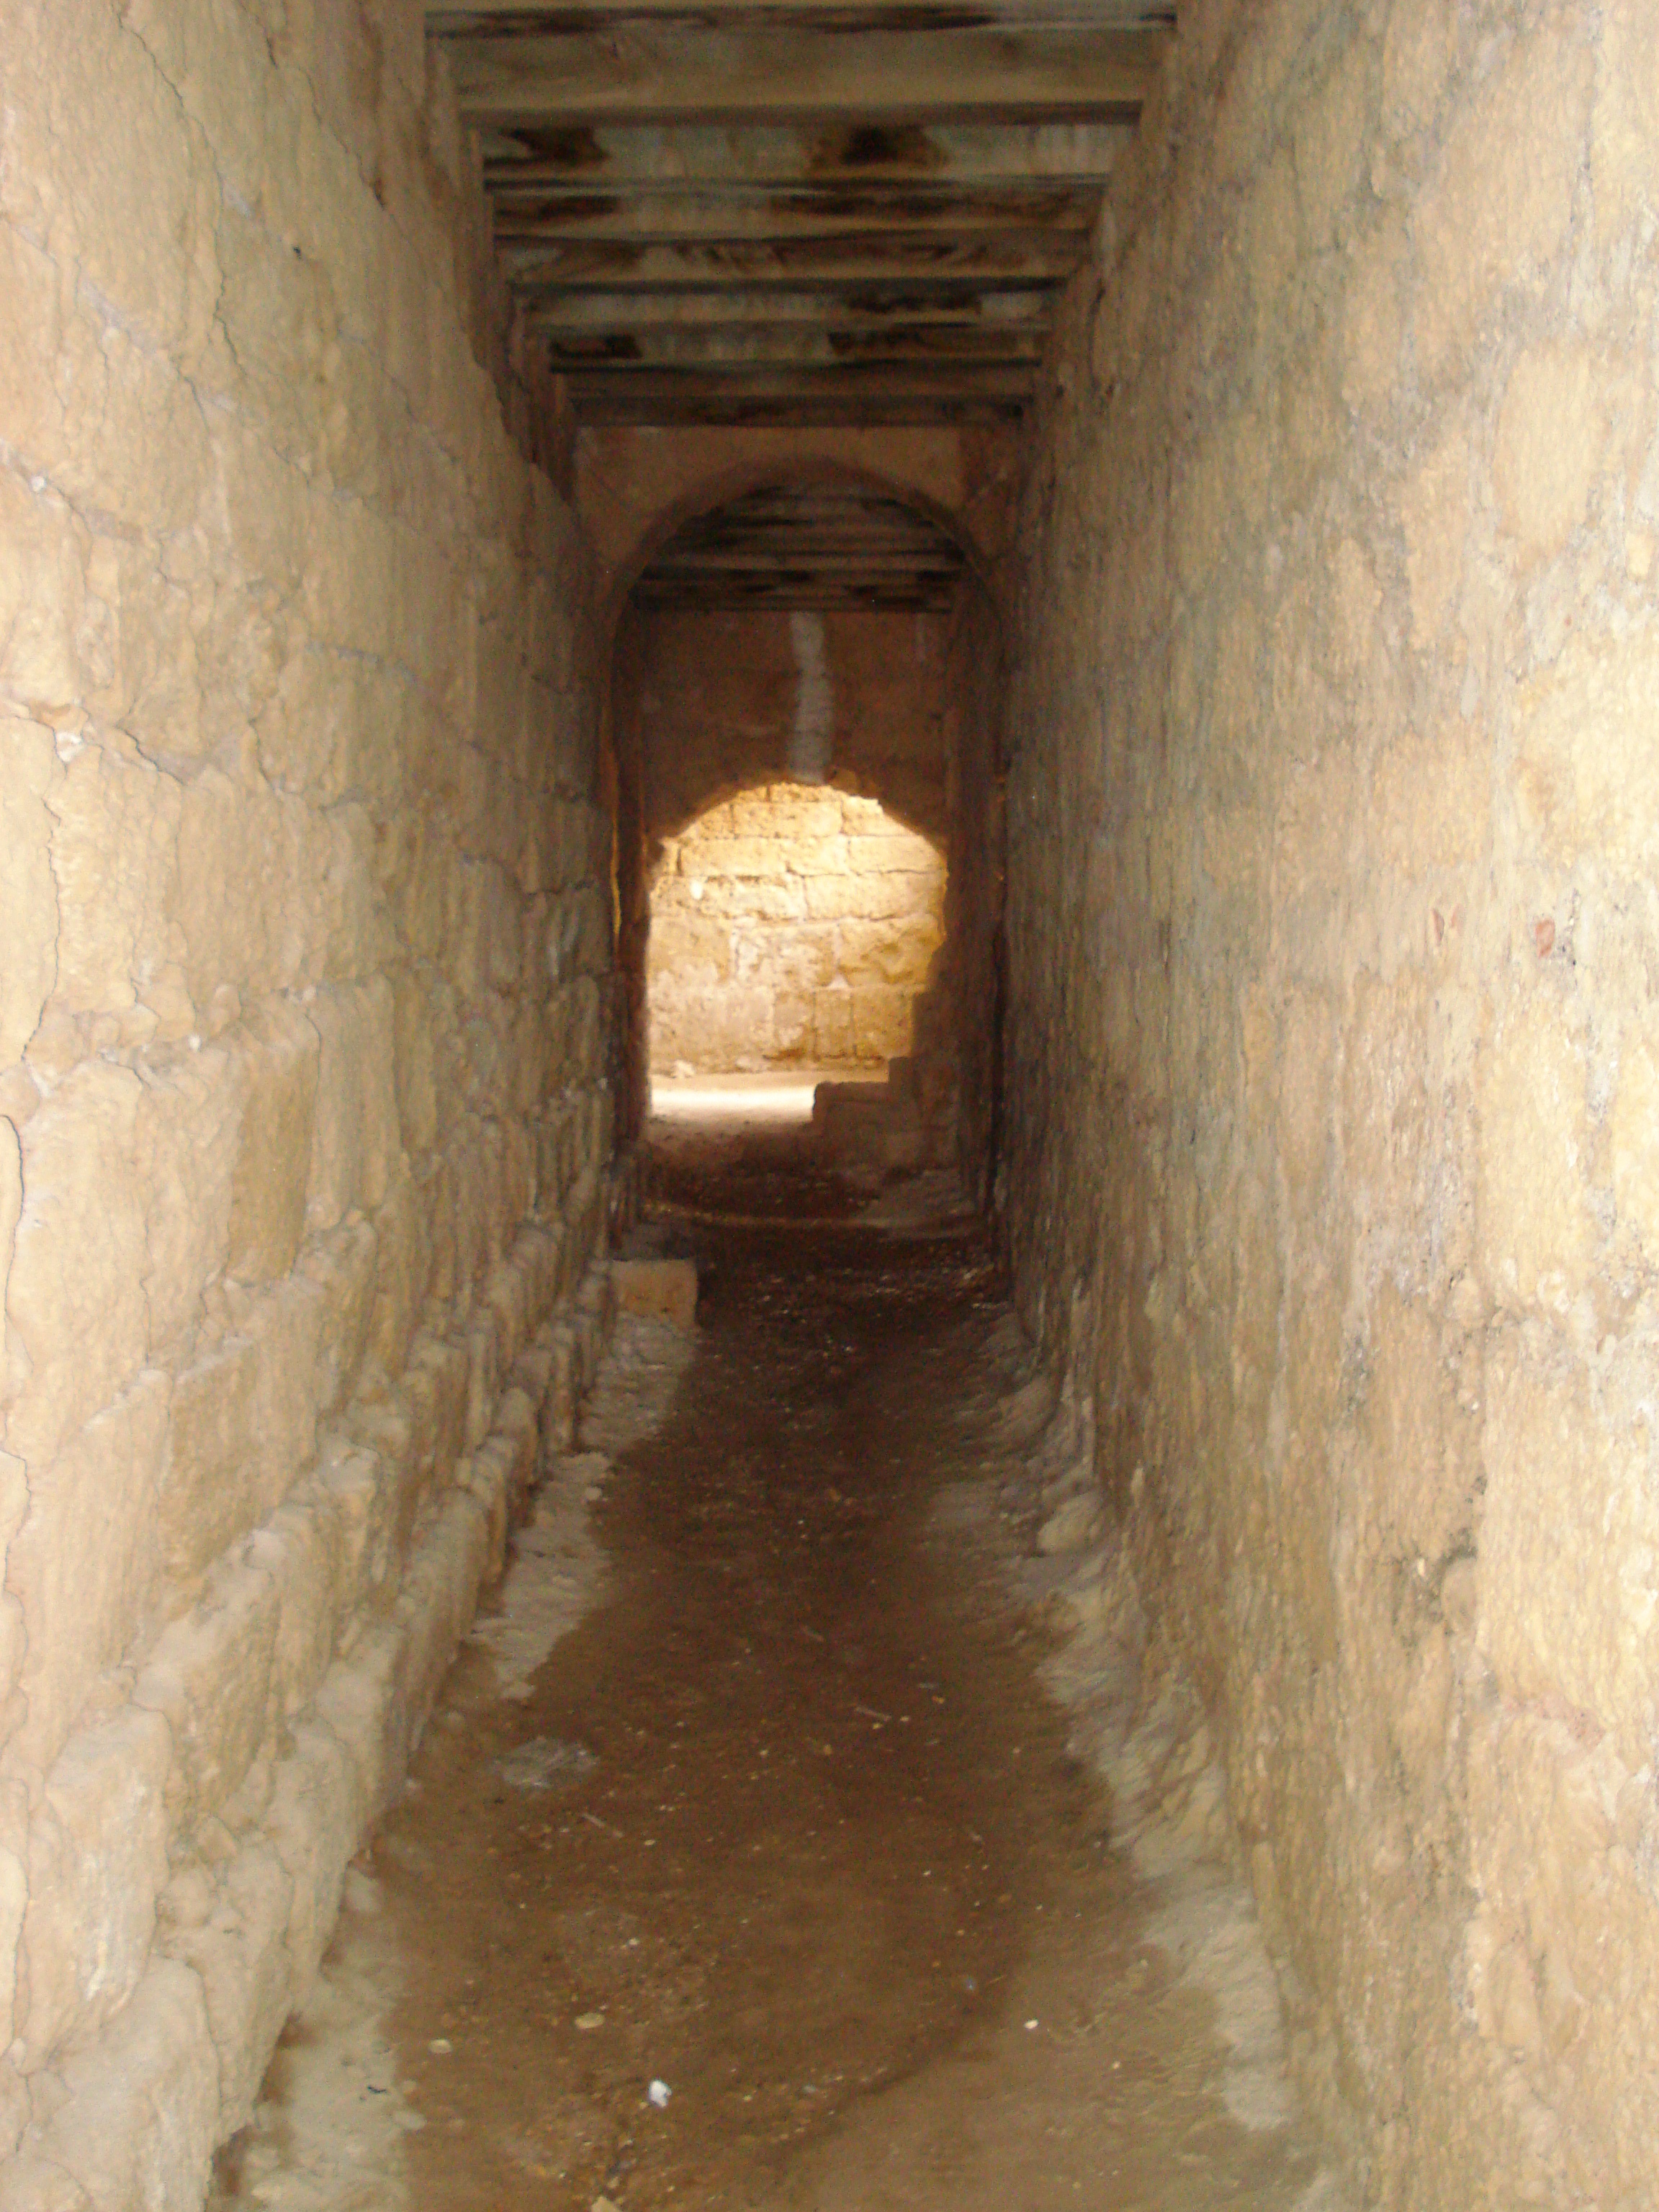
<box><xmin>212</xmin><ymin>1112</ymin><xmax>1341</xmax><ymax>2211</ymax></box>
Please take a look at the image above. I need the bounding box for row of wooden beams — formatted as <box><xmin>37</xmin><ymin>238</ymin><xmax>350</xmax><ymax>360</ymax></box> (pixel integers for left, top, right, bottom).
<box><xmin>439</xmin><ymin>27</ymin><xmax>1161</xmax><ymax>127</ymax></box>
<box><xmin>478</xmin><ymin>120</ymin><xmax>1130</xmax><ymax>187</ymax></box>
<box><xmin>430</xmin><ymin>0</ymin><xmax>1166</xmax><ymax>426</ymax></box>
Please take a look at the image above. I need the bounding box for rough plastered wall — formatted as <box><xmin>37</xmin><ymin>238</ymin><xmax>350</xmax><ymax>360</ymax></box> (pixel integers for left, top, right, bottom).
<box><xmin>1003</xmin><ymin>0</ymin><xmax>1659</xmax><ymax>2203</ymax></box>
<box><xmin>648</xmin><ymin>784</ymin><xmax>946</xmax><ymax>1074</ymax></box>
<box><xmin>0</xmin><ymin>1</ymin><xmax>614</xmax><ymax>2202</ymax></box>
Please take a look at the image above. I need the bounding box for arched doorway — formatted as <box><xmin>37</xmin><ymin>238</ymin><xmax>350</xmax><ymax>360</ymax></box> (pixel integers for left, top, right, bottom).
<box><xmin>649</xmin><ymin>781</ymin><xmax>946</xmax><ymax>1080</ymax></box>
<box><xmin>606</xmin><ymin>470</ymin><xmax>1005</xmax><ymax>1205</ymax></box>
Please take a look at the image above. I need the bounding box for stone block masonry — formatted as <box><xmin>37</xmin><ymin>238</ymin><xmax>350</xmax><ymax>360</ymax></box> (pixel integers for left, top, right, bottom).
<box><xmin>649</xmin><ymin>785</ymin><xmax>946</xmax><ymax>1072</ymax></box>
<box><xmin>0</xmin><ymin>0</ymin><xmax>614</xmax><ymax>2200</ymax></box>
<box><xmin>1002</xmin><ymin>0</ymin><xmax>1659</xmax><ymax>2203</ymax></box>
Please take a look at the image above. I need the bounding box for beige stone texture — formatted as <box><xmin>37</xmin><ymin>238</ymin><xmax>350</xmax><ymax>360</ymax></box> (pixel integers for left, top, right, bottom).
<box><xmin>1480</xmin><ymin>1348</ymin><xmax>1659</xmax><ymax>1772</ymax></box>
<box><xmin>0</xmin><ymin>0</ymin><xmax>616</xmax><ymax>2177</ymax></box>
<box><xmin>999</xmin><ymin>0</ymin><xmax>1659</xmax><ymax>2201</ymax></box>
<box><xmin>18</xmin><ymin>1709</ymin><xmax>171</xmax><ymax>2067</ymax></box>
<box><xmin>1477</xmin><ymin>994</ymin><xmax>1595</xmax><ymax>1311</ymax></box>
<box><xmin>649</xmin><ymin>785</ymin><xmax>945</xmax><ymax>1073</ymax></box>
<box><xmin>612</xmin><ymin>1258</ymin><xmax>699</xmax><ymax>1333</ymax></box>
<box><xmin>1494</xmin><ymin>343</ymin><xmax>1607</xmax><ymax>562</ymax></box>
<box><xmin>0</xmin><ymin>721</ymin><xmax>57</xmax><ymax>1066</ymax></box>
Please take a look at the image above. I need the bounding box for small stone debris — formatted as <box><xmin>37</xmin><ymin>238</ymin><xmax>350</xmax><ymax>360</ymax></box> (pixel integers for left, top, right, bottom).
<box><xmin>427</xmin><ymin>2038</ymin><xmax>452</xmax><ymax>2055</ymax></box>
<box><xmin>647</xmin><ymin>2078</ymin><xmax>673</xmax><ymax>2108</ymax></box>
<box><xmin>496</xmin><ymin>1736</ymin><xmax>597</xmax><ymax>1792</ymax></box>
<box><xmin>575</xmin><ymin>2012</ymin><xmax>606</xmax><ymax>2031</ymax></box>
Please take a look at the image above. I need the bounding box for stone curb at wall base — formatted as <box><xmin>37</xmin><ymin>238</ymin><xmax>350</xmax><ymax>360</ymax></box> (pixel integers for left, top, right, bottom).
<box><xmin>0</xmin><ymin>1251</ymin><xmax>619</xmax><ymax>2212</ymax></box>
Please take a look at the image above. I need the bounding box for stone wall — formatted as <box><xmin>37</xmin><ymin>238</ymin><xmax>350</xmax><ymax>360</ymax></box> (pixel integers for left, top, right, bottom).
<box><xmin>649</xmin><ymin>784</ymin><xmax>946</xmax><ymax>1074</ymax></box>
<box><xmin>0</xmin><ymin>1</ymin><xmax>613</xmax><ymax>2201</ymax></box>
<box><xmin>1002</xmin><ymin>1</ymin><xmax>1659</xmax><ymax>2203</ymax></box>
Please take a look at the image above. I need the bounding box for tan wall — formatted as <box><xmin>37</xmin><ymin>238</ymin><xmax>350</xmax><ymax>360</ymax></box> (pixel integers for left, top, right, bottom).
<box><xmin>1003</xmin><ymin>1</ymin><xmax>1659</xmax><ymax>2203</ymax></box>
<box><xmin>0</xmin><ymin>1</ymin><xmax>613</xmax><ymax>2198</ymax></box>
<box><xmin>635</xmin><ymin>606</ymin><xmax>950</xmax><ymax>848</ymax></box>
<box><xmin>649</xmin><ymin>785</ymin><xmax>946</xmax><ymax>1073</ymax></box>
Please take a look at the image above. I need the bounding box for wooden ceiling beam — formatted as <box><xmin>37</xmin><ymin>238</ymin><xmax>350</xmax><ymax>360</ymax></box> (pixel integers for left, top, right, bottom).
<box><xmin>561</xmin><ymin>363</ymin><xmax>1033</xmax><ymax>423</ymax></box>
<box><xmin>434</xmin><ymin>2</ymin><xmax>1169</xmax><ymax>27</ymax></box>
<box><xmin>503</xmin><ymin>232</ymin><xmax>1087</xmax><ymax>284</ymax></box>
<box><xmin>524</xmin><ymin>284</ymin><xmax>1056</xmax><ymax>328</ymax></box>
<box><xmin>439</xmin><ymin>26</ymin><xmax>1160</xmax><ymax>127</ymax></box>
<box><xmin>544</xmin><ymin>323</ymin><xmax>1045</xmax><ymax>365</ymax></box>
<box><xmin>491</xmin><ymin>186</ymin><xmax>1098</xmax><ymax>240</ymax></box>
<box><xmin>478</xmin><ymin>120</ymin><xmax>1131</xmax><ymax>189</ymax></box>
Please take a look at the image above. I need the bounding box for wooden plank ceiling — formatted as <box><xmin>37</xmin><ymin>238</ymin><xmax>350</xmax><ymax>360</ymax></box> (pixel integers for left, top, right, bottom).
<box><xmin>428</xmin><ymin>1</ymin><xmax>1174</xmax><ymax>430</ymax></box>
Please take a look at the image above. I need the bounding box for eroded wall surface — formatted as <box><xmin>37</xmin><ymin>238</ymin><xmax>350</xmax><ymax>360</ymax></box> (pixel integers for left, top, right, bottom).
<box><xmin>649</xmin><ymin>786</ymin><xmax>946</xmax><ymax>1073</ymax></box>
<box><xmin>1003</xmin><ymin>0</ymin><xmax>1659</xmax><ymax>2202</ymax></box>
<box><xmin>0</xmin><ymin>1</ymin><xmax>613</xmax><ymax>2199</ymax></box>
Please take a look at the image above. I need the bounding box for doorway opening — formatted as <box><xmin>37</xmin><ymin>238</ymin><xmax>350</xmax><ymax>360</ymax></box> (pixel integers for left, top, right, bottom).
<box><xmin>648</xmin><ymin>781</ymin><xmax>946</xmax><ymax>1083</ymax></box>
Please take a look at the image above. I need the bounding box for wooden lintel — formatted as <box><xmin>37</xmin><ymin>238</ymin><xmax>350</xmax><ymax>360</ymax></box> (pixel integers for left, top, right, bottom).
<box><xmin>491</xmin><ymin>185</ymin><xmax>1098</xmax><ymax>240</ymax></box>
<box><xmin>561</xmin><ymin>362</ymin><xmax>1032</xmax><ymax>423</ymax></box>
<box><xmin>503</xmin><ymin>231</ymin><xmax>1088</xmax><ymax>284</ymax></box>
<box><xmin>440</xmin><ymin>26</ymin><xmax>1160</xmax><ymax>127</ymax></box>
<box><xmin>433</xmin><ymin>1</ymin><xmax>1170</xmax><ymax>26</ymax></box>
<box><xmin>544</xmin><ymin>322</ymin><xmax>1045</xmax><ymax>365</ymax></box>
<box><xmin>524</xmin><ymin>283</ymin><xmax>1056</xmax><ymax>328</ymax></box>
<box><xmin>479</xmin><ymin>119</ymin><xmax>1131</xmax><ymax>189</ymax></box>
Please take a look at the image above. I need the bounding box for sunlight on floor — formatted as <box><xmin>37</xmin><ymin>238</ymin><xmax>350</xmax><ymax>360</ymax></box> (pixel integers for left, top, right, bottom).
<box><xmin>649</xmin><ymin>1069</ymin><xmax>842</xmax><ymax>1125</ymax></box>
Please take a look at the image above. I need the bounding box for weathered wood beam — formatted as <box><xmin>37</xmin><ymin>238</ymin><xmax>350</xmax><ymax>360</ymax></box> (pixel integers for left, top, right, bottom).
<box><xmin>524</xmin><ymin>282</ymin><xmax>1056</xmax><ymax>328</ymax></box>
<box><xmin>634</xmin><ymin>581</ymin><xmax>963</xmax><ymax>608</ymax></box>
<box><xmin>561</xmin><ymin>362</ymin><xmax>1032</xmax><ymax>423</ymax></box>
<box><xmin>503</xmin><ymin>232</ymin><xmax>1088</xmax><ymax>283</ymax></box>
<box><xmin>439</xmin><ymin>27</ymin><xmax>1161</xmax><ymax>127</ymax></box>
<box><xmin>479</xmin><ymin>120</ymin><xmax>1130</xmax><ymax>189</ymax></box>
<box><xmin>544</xmin><ymin>322</ymin><xmax>1044</xmax><ymax>365</ymax></box>
<box><xmin>491</xmin><ymin>185</ymin><xmax>1097</xmax><ymax>240</ymax></box>
<box><xmin>433</xmin><ymin>1</ymin><xmax>1170</xmax><ymax>26</ymax></box>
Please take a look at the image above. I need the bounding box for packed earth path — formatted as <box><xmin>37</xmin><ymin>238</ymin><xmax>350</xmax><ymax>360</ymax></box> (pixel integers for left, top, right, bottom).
<box><xmin>212</xmin><ymin>1130</ymin><xmax>1343</xmax><ymax>2212</ymax></box>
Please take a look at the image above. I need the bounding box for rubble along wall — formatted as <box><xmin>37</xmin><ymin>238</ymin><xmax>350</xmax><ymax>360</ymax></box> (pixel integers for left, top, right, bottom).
<box><xmin>0</xmin><ymin>1</ymin><xmax>614</xmax><ymax>2200</ymax></box>
<box><xmin>649</xmin><ymin>785</ymin><xmax>946</xmax><ymax>1073</ymax></box>
<box><xmin>1002</xmin><ymin>0</ymin><xmax>1659</xmax><ymax>2201</ymax></box>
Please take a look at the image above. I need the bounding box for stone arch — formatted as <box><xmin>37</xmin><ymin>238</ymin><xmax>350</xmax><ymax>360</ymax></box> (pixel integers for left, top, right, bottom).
<box><xmin>577</xmin><ymin>427</ymin><xmax>1009</xmax><ymax>638</ymax></box>
<box><xmin>603</xmin><ymin>457</ymin><xmax>1006</xmax><ymax>1205</ymax></box>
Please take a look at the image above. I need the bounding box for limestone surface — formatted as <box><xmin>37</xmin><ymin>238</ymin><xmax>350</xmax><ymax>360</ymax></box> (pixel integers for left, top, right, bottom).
<box><xmin>1000</xmin><ymin>1</ymin><xmax>1659</xmax><ymax>2202</ymax></box>
<box><xmin>0</xmin><ymin>0</ymin><xmax>611</xmax><ymax>2197</ymax></box>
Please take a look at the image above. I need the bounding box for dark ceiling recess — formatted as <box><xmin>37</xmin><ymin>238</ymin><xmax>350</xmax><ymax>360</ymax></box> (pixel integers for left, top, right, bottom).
<box><xmin>426</xmin><ymin>2</ymin><xmax>1176</xmax><ymax>426</ymax></box>
<box><xmin>632</xmin><ymin>481</ymin><xmax>968</xmax><ymax>610</ymax></box>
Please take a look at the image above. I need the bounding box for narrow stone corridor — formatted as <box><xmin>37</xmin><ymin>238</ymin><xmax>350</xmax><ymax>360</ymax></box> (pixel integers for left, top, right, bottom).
<box><xmin>9</xmin><ymin>0</ymin><xmax>1659</xmax><ymax>2201</ymax></box>
<box><xmin>210</xmin><ymin>1143</ymin><xmax>1337</xmax><ymax>2211</ymax></box>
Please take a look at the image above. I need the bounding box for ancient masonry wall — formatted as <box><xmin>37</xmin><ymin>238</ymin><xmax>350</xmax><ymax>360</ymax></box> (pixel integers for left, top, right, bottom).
<box><xmin>0</xmin><ymin>2</ymin><xmax>616</xmax><ymax>2202</ymax></box>
<box><xmin>1002</xmin><ymin>1</ymin><xmax>1659</xmax><ymax>2203</ymax></box>
<box><xmin>648</xmin><ymin>785</ymin><xmax>946</xmax><ymax>1074</ymax></box>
